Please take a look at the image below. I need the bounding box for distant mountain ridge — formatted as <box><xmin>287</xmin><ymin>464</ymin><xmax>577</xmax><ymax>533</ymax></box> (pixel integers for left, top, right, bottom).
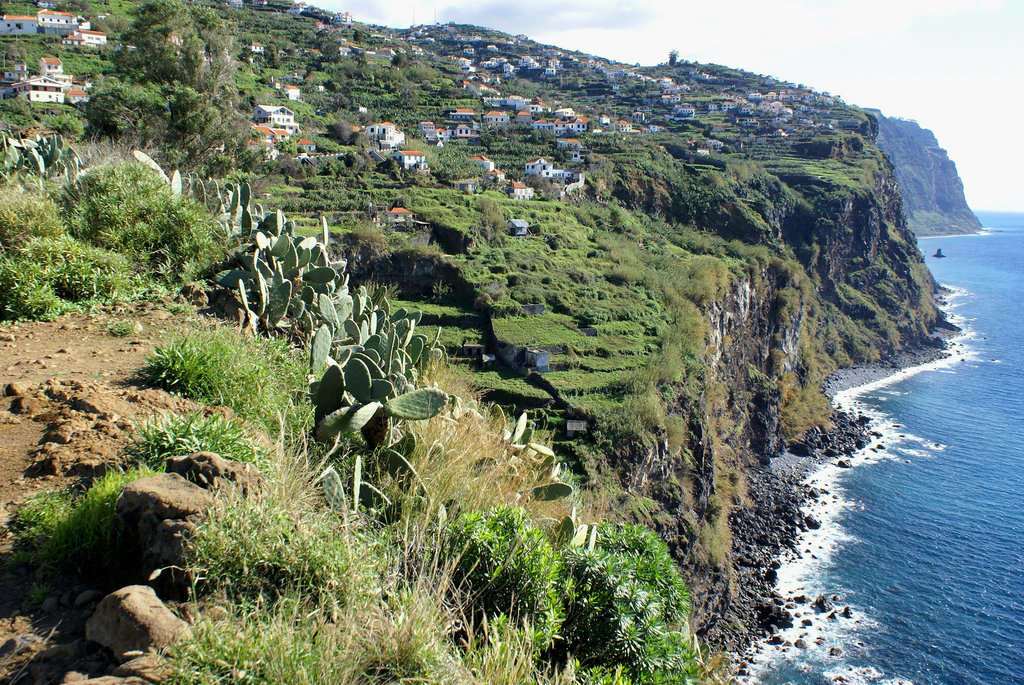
<box><xmin>870</xmin><ymin>111</ymin><xmax>982</xmax><ymax>236</ymax></box>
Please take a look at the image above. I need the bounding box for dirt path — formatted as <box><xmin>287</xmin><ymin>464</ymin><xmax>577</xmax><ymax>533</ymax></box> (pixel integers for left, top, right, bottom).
<box><xmin>0</xmin><ymin>303</ymin><xmax>209</xmax><ymax>683</ymax></box>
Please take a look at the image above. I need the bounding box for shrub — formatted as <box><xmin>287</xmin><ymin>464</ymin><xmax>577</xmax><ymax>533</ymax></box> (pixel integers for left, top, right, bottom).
<box><xmin>558</xmin><ymin>524</ymin><xmax>698</xmax><ymax>680</ymax></box>
<box><xmin>0</xmin><ymin>235</ymin><xmax>134</xmax><ymax>321</ymax></box>
<box><xmin>143</xmin><ymin>327</ymin><xmax>309</xmax><ymax>433</ymax></box>
<box><xmin>12</xmin><ymin>467</ymin><xmax>152</xmax><ymax>572</ymax></box>
<box><xmin>446</xmin><ymin>506</ymin><xmax>563</xmax><ymax>649</ymax></box>
<box><xmin>127</xmin><ymin>413</ymin><xmax>264</xmax><ymax>469</ymax></box>
<box><xmin>61</xmin><ymin>162</ymin><xmax>220</xmax><ymax>282</ymax></box>
<box><xmin>0</xmin><ymin>187</ymin><xmax>66</xmax><ymax>247</ymax></box>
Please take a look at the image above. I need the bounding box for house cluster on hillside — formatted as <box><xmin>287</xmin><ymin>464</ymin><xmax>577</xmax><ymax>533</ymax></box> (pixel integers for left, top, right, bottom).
<box><xmin>1</xmin><ymin>9</ymin><xmax>103</xmax><ymax>43</ymax></box>
<box><xmin>0</xmin><ymin>56</ymin><xmax>89</xmax><ymax>104</ymax></box>
<box><xmin>250</xmin><ymin>104</ymin><xmax>302</xmax><ymax>157</ymax></box>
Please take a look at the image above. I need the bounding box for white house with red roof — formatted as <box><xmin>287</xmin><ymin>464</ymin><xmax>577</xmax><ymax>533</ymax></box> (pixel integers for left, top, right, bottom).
<box><xmin>483</xmin><ymin>110</ymin><xmax>509</xmax><ymax>126</ymax></box>
<box><xmin>365</xmin><ymin>122</ymin><xmax>406</xmax><ymax>149</ymax></box>
<box><xmin>38</xmin><ymin>57</ymin><xmax>72</xmax><ymax>87</ymax></box>
<box><xmin>13</xmin><ymin>77</ymin><xmax>67</xmax><ymax>103</ymax></box>
<box><xmin>297</xmin><ymin>138</ymin><xmax>316</xmax><ymax>153</ymax></box>
<box><xmin>1</xmin><ymin>15</ymin><xmax>38</xmax><ymax>34</ymax></box>
<box><xmin>506</xmin><ymin>182</ymin><xmax>535</xmax><ymax>200</ymax></box>
<box><xmin>65</xmin><ymin>88</ymin><xmax>88</xmax><ymax>104</ymax></box>
<box><xmin>283</xmin><ymin>84</ymin><xmax>301</xmax><ymax>101</ymax></box>
<box><xmin>447</xmin><ymin>107</ymin><xmax>476</xmax><ymax>120</ymax></box>
<box><xmin>62</xmin><ymin>29</ymin><xmax>106</xmax><ymax>47</ymax></box>
<box><xmin>394</xmin><ymin>150</ymin><xmax>428</xmax><ymax>171</ymax></box>
<box><xmin>36</xmin><ymin>10</ymin><xmax>81</xmax><ymax>34</ymax></box>
<box><xmin>469</xmin><ymin>155</ymin><xmax>495</xmax><ymax>172</ymax></box>
<box><xmin>385</xmin><ymin>206</ymin><xmax>414</xmax><ymax>224</ymax></box>
<box><xmin>524</xmin><ymin>157</ymin><xmax>554</xmax><ymax>176</ymax></box>
<box><xmin>252</xmin><ymin>105</ymin><xmax>299</xmax><ymax>134</ymax></box>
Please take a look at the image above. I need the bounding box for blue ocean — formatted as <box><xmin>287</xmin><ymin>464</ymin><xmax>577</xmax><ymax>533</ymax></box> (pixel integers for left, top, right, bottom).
<box><xmin>749</xmin><ymin>212</ymin><xmax>1024</xmax><ymax>684</ymax></box>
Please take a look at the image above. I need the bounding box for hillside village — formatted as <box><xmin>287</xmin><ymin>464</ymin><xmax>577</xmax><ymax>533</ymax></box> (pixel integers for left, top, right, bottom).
<box><xmin>4</xmin><ymin>1</ymin><xmax>864</xmax><ymax>201</ymax></box>
<box><xmin>0</xmin><ymin>0</ymin><xmax>886</xmax><ymax>423</ymax></box>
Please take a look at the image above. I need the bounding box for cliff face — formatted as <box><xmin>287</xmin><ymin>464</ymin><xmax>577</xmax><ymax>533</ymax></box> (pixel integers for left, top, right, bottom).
<box><xmin>607</xmin><ymin>158</ymin><xmax>941</xmax><ymax>646</ymax></box>
<box><xmin>870</xmin><ymin>111</ymin><xmax>982</xmax><ymax>236</ymax></box>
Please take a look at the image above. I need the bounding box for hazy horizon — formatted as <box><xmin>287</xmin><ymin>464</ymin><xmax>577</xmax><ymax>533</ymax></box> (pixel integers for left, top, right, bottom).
<box><xmin>323</xmin><ymin>0</ymin><xmax>1023</xmax><ymax>213</ymax></box>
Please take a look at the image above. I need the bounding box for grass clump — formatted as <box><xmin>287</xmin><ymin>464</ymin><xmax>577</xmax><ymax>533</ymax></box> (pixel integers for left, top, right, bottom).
<box><xmin>143</xmin><ymin>327</ymin><xmax>309</xmax><ymax>433</ymax></box>
<box><xmin>127</xmin><ymin>412</ymin><xmax>264</xmax><ymax>469</ymax></box>
<box><xmin>12</xmin><ymin>467</ymin><xmax>152</xmax><ymax>572</ymax></box>
<box><xmin>61</xmin><ymin>162</ymin><xmax>220</xmax><ymax>282</ymax></box>
<box><xmin>108</xmin><ymin>319</ymin><xmax>137</xmax><ymax>337</ymax></box>
<box><xmin>0</xmin><ymin>235</ymin><xmax>135</xmax><ymax>321</ymax></box>
<box><xmin>186</xmin><ymin>483</ymin><xmax>377</xmax><ymax>601</ymax></box>
<box><xmin>0</xmin><ymin>186</ymin><xmax>66</xmax><ymax>247</ymax></box>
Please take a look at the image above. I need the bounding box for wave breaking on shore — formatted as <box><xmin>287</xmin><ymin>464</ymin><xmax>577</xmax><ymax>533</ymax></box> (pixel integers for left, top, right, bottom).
<box><xmin>735</xmin><ymin>286</ymin><xmax>974</xmax><ymax>684</ymax></box>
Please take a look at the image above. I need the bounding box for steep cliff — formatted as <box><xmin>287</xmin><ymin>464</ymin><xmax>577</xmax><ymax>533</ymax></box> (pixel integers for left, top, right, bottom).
<box><xmin>601</xmin><ymin>153</ymin><xmax>942</xmax><ymax>646</ymax></box>
<box><xmin>870</xmin><ymin>111</ymin><xmax>982</xmax><ymax>236</ymax></box>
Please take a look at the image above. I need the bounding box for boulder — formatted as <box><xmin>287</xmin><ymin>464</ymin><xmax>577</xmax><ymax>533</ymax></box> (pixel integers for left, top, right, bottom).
<box><xmin>117</xmin><ymin>474</ymin><xmax>213</xmax><ymax>522</ymax></box>
<box><xmin>4</xmin><ymin>381</ymin><xmax>29</xmax><ymax>397</ymax></box>
<box><xmin>113</xmin><ymin>654</ymin><xmax>171</xmax><ymax>683</ymax></box>
<box><xmin>10</xmin><ymin>396</ymin><xmax>39</xmax><ymax>415</ymax></box>
<box><xmin>165</xmin><ymin>451</ymin><xmax>263</xmax><ymax>495</ymax></box>
<box><xmin>116</xmin><ymin>474</ymin><xmax>213</xmax><ymax>586</ymax></box>
<box><xmin>85</xmin><ymin>586</ymin><xmax>191</xmax><ymax>662</ymax></box>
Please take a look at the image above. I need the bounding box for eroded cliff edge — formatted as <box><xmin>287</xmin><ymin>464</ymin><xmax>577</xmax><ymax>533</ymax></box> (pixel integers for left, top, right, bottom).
<box><xmin>870</xmin><ymin>110</ymin><xmax>982</xmax><ymax>236</ymax></box>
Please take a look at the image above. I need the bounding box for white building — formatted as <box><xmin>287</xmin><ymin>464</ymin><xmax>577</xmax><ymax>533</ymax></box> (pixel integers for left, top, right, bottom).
<box><xmin>394</xmin><ymin>149</ymin><xmax>428</xmax><ymax>171</ymax></box>
<box><xmin>63</xmin><ymin>29</ymin><xmax>107</xmax><ymax>47</ymax></box>
<box><xmin>252</xmin><ymin>105</ymin><xmax>299</xmax><ymax>134</ymax></box>
<box><xmin>36</xmin><ymin>10</ymin><xmax>80</xmax><ymax>34</ymax></box>
<box><xmin>1</xmin><ymin>15</ymin><xmax>38</xmax><ymax>34</ymax></box>
<box><xmin>365</xmin><ymin>122</ymin><xmax>406</xmax><ymax>149</ymax></box>
<box><xmin>13</xmin><ymin>77</ymin><xmax>67</xmax><ymax>103</ymax></box>
<box><xmin>524</xmin><ymin>157</ymin><xmax>554</xmax><ymax>176</ymax></box>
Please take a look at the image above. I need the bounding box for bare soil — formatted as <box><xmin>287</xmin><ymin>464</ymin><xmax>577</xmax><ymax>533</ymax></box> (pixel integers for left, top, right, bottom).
<box><xmin>0</xmin><ymin>303</ymin><xmax>210</xmax><ymax>684</ymax></box>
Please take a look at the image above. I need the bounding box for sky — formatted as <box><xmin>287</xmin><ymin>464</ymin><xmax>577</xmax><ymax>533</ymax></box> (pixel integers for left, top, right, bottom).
<box><xmin>325</xmin><ymin>0</ymin><xmax>1023</xmax><ymax>212</ymax></box>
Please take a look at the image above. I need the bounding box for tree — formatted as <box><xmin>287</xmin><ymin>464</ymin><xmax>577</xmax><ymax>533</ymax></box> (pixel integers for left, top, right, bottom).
<box><xmin>669</xmin><ymin>50</ymin><xmax>679</xmax><ymax>66</ymax></box>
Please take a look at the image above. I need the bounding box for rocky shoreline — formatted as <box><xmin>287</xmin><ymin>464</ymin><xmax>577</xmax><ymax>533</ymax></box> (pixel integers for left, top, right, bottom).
<box><xmin>710</xmin><ymin>330</ymin><xmax>957</xmax><ymax>662</ymax></box>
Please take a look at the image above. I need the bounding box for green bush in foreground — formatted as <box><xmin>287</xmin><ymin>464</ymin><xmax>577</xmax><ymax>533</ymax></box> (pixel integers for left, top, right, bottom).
<box><xmin>61</xmin><ymin>162</ymin><xmax>220</xmax><ymax>282</ymax></box>
<box><xmin>127</xmin><ymin>412</ymin><xmax>264</xmax><ymax>469</ymax></box>
<box><xmin>447</xmin><ymin>506</ymin><xmax>564</xmax><ymax>650</ymax></box>
<box><xmin>0</xmin><ymin>187</ymin><xmax>66</xmax><ymax>247</ymax></box>
<box><xmin>13</xmin><ymin>467</ymin><xmax>151</xmax><ymax>572</ymax></box>
<box><xmin>144</xmin><ymin>328</ymin><xmax>309</xmax><ymax>433</ymax></box>
<box><xmin>558</xmin><ymin>524</ymin><xmax>698</xmax><ymax>681</ymax></box>
<box><xmin>0</xmin><ymin>235</ymin><xmax>135</xmax><ymax>321</ymax></box>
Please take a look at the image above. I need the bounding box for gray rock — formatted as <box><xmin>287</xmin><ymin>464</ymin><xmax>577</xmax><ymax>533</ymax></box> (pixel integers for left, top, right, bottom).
<box><xmin>165</xmin><ymin>451</ymin><xmax>263</xmax><ymax>495</ymax></box>
<box><xmin>75</xmin><ymin>589</ymin><xmax>106</xmax><ymax>608</ymax></box>
<box><xmin>41</xmin><ymin>595</ymin><xmax>61</xmax><ymax>615</ymax></box>
<box><xmin>85</xmin><ymin>585</ymin><xmax>191</xmax><ymax>662</ymax></box>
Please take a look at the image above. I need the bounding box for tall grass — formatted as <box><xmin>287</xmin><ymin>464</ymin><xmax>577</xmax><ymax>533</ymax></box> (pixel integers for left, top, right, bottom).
<box><xmin>144</xmin><ymin>326</ymin><xmax>310</xmax><ymax>435</ymax></box>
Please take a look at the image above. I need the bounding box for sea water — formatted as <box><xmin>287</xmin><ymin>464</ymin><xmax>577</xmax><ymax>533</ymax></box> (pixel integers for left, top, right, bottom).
<box><xmin>752</xmin><ymin>212</ymin><xmax>1024</xmax><ymax>684</ymax></box>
